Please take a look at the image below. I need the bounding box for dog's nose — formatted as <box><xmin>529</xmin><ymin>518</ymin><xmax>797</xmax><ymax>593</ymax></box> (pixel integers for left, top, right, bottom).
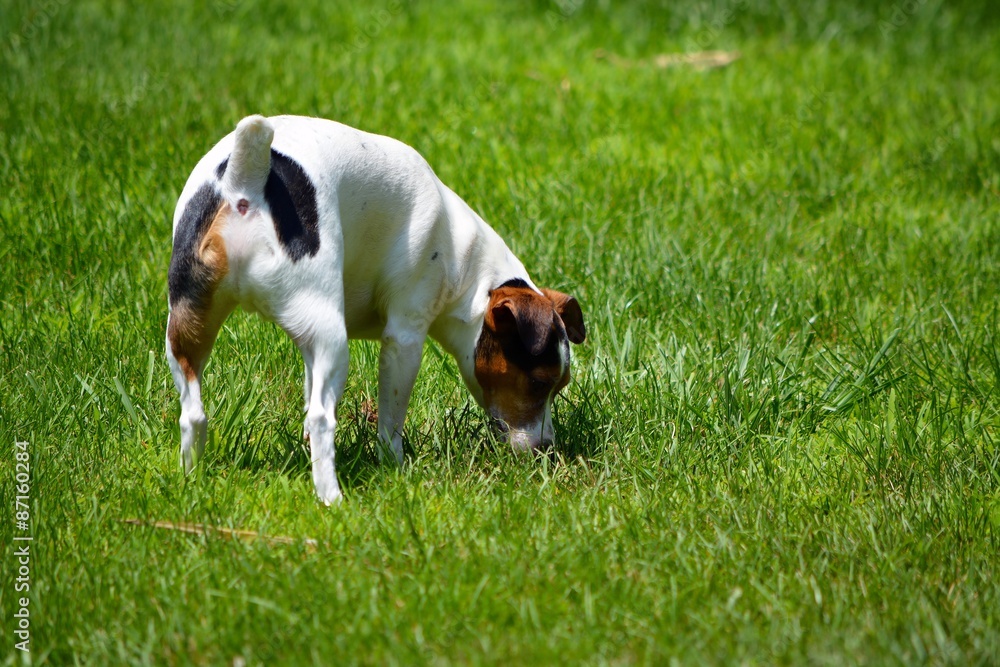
<box><xmin>506</xmin><ymin>430</ymin><xmax>546</xmax><ymax>452</ymax></box>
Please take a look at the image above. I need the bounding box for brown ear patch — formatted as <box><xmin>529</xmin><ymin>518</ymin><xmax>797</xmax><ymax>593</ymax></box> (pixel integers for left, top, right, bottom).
<box><xmin>485</xmin><ymin>298</ymin><xmax>516</xmax><ymax>336</ymax></box>
<box><xmin>484</xmin><ymin>286</ymin><xmax>556</xmax><ymax>356</ymax></box>
<box><xmin>542</xmin><ymin>288</ymin><xmax>586</xmax><ymax>344</ymax></box>
<box><xmin>476</xmin><ymin>283</ymin><xmax>578</xmax><ymax>434</ymax></box>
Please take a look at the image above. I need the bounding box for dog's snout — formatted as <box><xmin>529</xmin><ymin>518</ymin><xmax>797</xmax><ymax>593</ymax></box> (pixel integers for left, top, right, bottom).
<box><xmin>489</xmin><ymin>409</ymin><xmax>555</xmax><ymax>452</ymax></box>
<box><xmin>507</xmin><ymin>429</ymin><xmax>547</xmax><ymax>452</ymax></box>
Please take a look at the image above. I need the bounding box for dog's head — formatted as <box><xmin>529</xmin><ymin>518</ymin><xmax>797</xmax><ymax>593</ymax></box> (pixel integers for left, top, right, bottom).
<box><xmin>473</xmin><ymin>280</ymin><xmax>586</xmax><ymax>450</ymax></box>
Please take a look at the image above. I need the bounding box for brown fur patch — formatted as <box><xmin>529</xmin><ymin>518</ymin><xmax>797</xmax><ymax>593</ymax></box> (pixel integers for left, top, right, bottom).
<box><xmin>475</xmin><ymin>285</ymin><xmax>573</xmax><ymax>430</ymax></box>
<box><xmin>475</xmin><ymin>341</ymin><xmax>568</xmax><ymax>429</ymax></box>
<box><xmin>168</xmin><ymin>303</ymin><xmax>213</xmax><ymax>381</ymax></box>
<box><xmin>198</xmin><ymin>203</ymin><xmax>231</xmax><ymax>281</ymax></box>
<box><xmin>540</xmin><ymin>288</ymin><xmax>586</xmax><ymax>344</ymax></box>
<box><xmin>167</xmin><ymin>203</ymin><xmax>231</xmax><ymax>381</ymax></box>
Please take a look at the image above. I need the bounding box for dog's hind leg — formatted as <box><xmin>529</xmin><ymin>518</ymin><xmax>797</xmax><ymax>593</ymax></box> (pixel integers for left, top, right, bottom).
<box><xmin>166</xmin><ymin>183</ymin><xmax>236</xmax><ymax>473</ymax></box>
<box><xmin>166</xmin><ymin>302</ymin><xmax>232</xmax><ymax>472</ymax></box>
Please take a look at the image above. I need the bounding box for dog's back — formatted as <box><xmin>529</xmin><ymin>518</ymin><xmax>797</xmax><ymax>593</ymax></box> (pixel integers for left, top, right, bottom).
<box><xmin>173</xmin><ymin>116</ymin><xmax>465</xmax><ymax>333</ymax></box>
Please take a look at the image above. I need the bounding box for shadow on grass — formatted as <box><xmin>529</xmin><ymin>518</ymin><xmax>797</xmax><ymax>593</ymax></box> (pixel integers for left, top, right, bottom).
<box><xmin>196</xmin><ymin>380</ymin><xmax>609</xmax><ymax>497</ymax></box>
<box><xmin>552</xmin><ymin>385</ymin><xmax>607</xmax><ymax>461</ymax></box>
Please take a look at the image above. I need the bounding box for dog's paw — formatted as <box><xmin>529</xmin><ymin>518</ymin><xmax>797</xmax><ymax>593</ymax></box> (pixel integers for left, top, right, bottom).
<box><xmin>313</xmin><ymin>475</ymin><xmax>342</xmax><ymax>505</ymax></box>
<box><xmin>317</xmin><ymin>488</ymin><xmax>343</xmax><ymax>506</ymax></box>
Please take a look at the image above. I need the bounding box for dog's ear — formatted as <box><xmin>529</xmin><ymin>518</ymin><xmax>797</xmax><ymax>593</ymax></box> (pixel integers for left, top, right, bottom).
<box><xmin>485</xmin><ymin>298</ymin><xmax>517</xmax><ymax>335</ymax></box>
<box><xmin>485</xmin><ymin>293</ymin><xmax>554</xmax><ymax>356</ymax></box>
<box><xmin>542</xmin><ymin>289</ymin><xmax>586</xmax><ymax>344</ymax></box>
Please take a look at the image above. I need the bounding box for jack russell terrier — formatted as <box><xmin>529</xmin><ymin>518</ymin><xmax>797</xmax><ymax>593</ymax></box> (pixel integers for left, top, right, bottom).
<box><xmin>166</xmin><ymin>115</ymin><xmax>586</xmax><ymax>503</ymax></box>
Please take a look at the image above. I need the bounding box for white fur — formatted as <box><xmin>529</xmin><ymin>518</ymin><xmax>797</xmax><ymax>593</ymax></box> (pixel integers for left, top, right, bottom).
<box><xmin>168</xmin><ymin>115</ymin><xmax>542</xmax><ymax>503</ymax></box>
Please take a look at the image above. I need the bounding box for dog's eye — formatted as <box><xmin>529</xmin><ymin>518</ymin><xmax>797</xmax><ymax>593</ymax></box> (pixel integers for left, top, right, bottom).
<box><xmin>529</xmin><ymin>377</ymin><xmax>550</xmax><ymax>391</ymax></box>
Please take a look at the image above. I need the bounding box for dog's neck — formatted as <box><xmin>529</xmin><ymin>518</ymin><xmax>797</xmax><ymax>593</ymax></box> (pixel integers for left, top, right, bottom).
<box><xmin>429</xmin><ymin>226</ymin><xmax>535</xmax><ymax>407</ymax></box>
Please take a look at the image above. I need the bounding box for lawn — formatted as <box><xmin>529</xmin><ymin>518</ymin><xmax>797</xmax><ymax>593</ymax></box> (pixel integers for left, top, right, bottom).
<box><xmin>1</xmin><ymin>0</ymin><xmax>999</xmax><ymax>664</ymax></box>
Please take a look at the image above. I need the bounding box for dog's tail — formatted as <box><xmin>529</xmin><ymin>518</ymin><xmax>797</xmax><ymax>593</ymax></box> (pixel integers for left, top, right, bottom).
<box><xmin>222</xmin><ymin>115</ymin><xmax>273</xmax><ymax>199</ymax></box>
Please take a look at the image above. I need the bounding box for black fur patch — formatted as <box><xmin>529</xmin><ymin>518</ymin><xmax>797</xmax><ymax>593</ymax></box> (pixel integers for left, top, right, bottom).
<box><xmin>214</xmin><ymin>150</ymin><xmax>320</xmax><ymax>261</ymax></box>
<box><xmin>478</xmin><ymin>280</ymin><xmax>567</xmax><ymax>373</ymax></box>
<box><xmin>265</xmin><ymin>150</ymin><xmax>320</xmax><ymax>261</ymax></box>
<box><xmin>477</xmin><ymin>322</ymin><xmax>564</xmax><ymax>375</ymax></box>
<box><xmin>496</xmin><ymin>277</ymin><xmax>531</xmax><ymax>291</ymax></box>
<box><xmin>168</xmin><ymin>183</ymin><xmax>223</xmax><ymax>308</ymax></box>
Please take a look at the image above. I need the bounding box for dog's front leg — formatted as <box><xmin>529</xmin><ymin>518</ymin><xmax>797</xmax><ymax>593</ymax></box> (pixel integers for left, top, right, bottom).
<box><xmin>377</xmin><ymin>323</ymin><xmax>427</xmax><ymax>466</ymax></box>
<box><xmin>301</xmin><ymin>347</ymin><xmax>314</xmax><ymax>441</ymax></box>
<box><xmin>303</xmin><ymin>337</ymin><xmax>349</xmax><ymax>504</ymax></box>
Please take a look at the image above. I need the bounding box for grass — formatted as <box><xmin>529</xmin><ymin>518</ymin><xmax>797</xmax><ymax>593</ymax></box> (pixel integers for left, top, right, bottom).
<box><xmin>1</xmin><ymin>0</ymin><xmax>999</xmax><ymax>664</ymax></box>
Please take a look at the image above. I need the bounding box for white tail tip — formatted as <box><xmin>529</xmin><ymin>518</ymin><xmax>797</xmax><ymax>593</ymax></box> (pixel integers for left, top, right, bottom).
<box><xmin>222</xmin><ymin>115</ymin><xmax>274</xmax><ymax>197</ymax></box>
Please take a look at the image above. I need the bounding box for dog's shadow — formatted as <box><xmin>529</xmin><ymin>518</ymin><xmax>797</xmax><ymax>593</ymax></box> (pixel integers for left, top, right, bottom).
<box><xmin>549</xmin><ymin>388</ymin><xmax>605</xmax><ymax>461</ymax></box>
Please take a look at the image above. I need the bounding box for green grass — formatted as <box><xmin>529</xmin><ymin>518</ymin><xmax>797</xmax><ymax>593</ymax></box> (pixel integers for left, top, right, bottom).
<box><xmin>2</xmin><ymin>0</ymin><xmax>999</xmax><ymax>664</ymax></box>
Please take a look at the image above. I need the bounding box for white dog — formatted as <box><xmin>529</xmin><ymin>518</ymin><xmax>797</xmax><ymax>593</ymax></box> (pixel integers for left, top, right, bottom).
<box><xmin>166</xmin><ymin>115</ymin><xmax>585</xmax><ymax>503</ymax></box>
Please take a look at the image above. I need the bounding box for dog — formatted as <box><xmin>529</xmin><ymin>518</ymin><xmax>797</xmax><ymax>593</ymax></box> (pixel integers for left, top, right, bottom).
<box><xmin>166</xmin><ymin>115</ymin><xmax>586</xmax><ymax>503</ymax></box>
